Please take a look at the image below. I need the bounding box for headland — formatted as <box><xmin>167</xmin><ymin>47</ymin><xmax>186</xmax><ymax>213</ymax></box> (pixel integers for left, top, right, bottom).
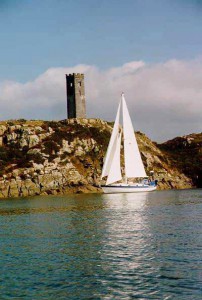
<box><xmin>0</xmin><ymin>118</ymin><xmax>201</xmax><ymax>198</ymax></box>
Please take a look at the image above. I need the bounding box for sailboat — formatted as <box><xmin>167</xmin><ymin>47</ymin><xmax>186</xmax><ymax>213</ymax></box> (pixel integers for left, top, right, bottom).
<box><xmin>101</xmin><ymin>93</ymin><xmax>157</xmax><ymax>193</ymax></box>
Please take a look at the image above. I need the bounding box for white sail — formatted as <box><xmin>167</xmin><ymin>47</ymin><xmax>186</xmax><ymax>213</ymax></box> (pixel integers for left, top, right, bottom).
<box><xmin>101</xmin><ymin>101</ymin><xmax>121</xmax><ymax>179</ymax></box>
<box><xmin>122</xmin><ymin>94</ymin><xmax>147</xmax><ymax>178</ymax></box>
<box><xmin>106</xmin><ymin>132</ymin><xmax>122</xmax><ymax>185</ymax></box>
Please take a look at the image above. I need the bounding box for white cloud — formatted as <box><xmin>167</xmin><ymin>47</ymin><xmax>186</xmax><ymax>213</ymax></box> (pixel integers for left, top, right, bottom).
<box><xmin>0</xmin><ymin>59</ymin><xmax>201</xmax><ymax>141</ymax></box>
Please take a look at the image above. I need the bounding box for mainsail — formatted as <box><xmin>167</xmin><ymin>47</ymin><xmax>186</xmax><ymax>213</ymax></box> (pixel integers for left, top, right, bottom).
<box><xmin>122</xmin><ymin>94</ymin><xmax>147</xmax><ymax>178</ymax></box>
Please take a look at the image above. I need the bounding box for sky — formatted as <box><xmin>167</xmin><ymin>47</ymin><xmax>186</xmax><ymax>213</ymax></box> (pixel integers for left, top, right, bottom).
<box><xmin>0</xmin><ymin>0</ymin><xmax>202</xmax><ymax>141</ymax></box>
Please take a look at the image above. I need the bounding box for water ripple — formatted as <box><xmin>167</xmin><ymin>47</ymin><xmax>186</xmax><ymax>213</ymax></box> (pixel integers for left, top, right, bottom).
<box><xmin>0</xmin><ymin>189</ymin><xmax>201</xmax><ymax>299</ymax></box>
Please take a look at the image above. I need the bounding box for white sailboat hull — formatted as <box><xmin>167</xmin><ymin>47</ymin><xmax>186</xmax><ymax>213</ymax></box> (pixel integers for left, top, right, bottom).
<box><xmin>102</xmin><ymin>184</ymin><xmax>157</xmax><ymax>194</ymax></box>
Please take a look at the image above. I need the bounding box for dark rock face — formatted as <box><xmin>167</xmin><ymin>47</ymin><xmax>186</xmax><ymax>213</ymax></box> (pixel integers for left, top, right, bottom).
<box><xmin>0</xmin><ymin>119</ymin><xmax>198</xmax><ymax>199</ymax></box>
<box><xmin>158</xmin><ymin>133</ymin><xmax>202</xmax><ymax>188</ymax></box>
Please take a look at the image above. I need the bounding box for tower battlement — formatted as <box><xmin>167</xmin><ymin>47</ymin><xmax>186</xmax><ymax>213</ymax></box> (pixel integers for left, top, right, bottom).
<box><xmin>68</xmin><ymin>73</ymin><xmax>84</xmax><ymax>76</ymax></box>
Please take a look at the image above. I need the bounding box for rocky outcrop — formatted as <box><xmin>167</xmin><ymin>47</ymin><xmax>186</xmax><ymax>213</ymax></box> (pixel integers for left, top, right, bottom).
<box><xmin>135</xmin><ymin>132</ymin><xmax>193</xmax><ymax>190</ymax></box>
<box><xmin>0</xmin><ymin>119</ymin><xmax>110</xmax><ymax>198</ymax></box>
<box><xmin>0</xmin><ymin>119</ymin><xmax>197</xmax><ymax>198</ymax></box>
<box><xmin>158</xmin><ymin>133</ymin><xmax>202</xmax><ymax>188</ymax></box>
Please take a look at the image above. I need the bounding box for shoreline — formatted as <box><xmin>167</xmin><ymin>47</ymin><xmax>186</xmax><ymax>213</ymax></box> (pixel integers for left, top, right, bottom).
<box><xmin>0</xmin><ymin>118</ymin><xmax>200</xmax><ymax>199</ymax></box>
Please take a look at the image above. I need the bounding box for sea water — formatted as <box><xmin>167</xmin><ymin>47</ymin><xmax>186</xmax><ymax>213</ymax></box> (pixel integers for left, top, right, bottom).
<box><xmin>0</xmin><ymin>189</ymin><xmax>201</xmax><ymax>299</ymax></box>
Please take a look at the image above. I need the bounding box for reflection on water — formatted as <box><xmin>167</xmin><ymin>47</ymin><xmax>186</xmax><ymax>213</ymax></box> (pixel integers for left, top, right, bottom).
<box><xmin>0</xmin><ymin>189</ymin><xmax>201</xmax><ymax>299</ymax></box>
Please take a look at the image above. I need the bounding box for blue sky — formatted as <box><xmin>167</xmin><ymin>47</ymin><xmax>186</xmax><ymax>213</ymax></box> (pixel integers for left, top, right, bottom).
<box><xmin>0</xmin><ymin>0</ymin><xmax>202</xmax><ymax>82</ymax></box>
<box><xmin>0</xmin><ymin>0</ymin><xmax>202</xmax><ymax>140</ymax></box>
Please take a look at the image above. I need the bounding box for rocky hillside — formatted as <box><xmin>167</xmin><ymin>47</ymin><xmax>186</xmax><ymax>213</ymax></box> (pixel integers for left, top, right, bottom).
<box><xmin>0</xmin><ymin>118</ymin><xmax>196</xmax><ymax>198</ymax></box>
<box><xmin>157</xmin><ymin>133</ymin><xmax>202</xmax><ymax>188</ymax></box>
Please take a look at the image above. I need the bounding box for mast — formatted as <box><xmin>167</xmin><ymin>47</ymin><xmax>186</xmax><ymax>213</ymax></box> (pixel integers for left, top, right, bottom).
<box><xmin>101</xmin><ymin>93</ymin><xmax>147</xmax><ymax>186</ymax></box>
<box><xmin>122</xmin><ymin>93</ymin><xmax>147</xmax><ymax>179</ymax></box>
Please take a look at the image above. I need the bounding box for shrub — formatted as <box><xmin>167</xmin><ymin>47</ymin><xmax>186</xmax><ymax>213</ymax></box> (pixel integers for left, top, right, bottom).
<box><xmin>43</xmin><ymin>140</ymin><xmax>60</xmax><ymax>155</ymax></box>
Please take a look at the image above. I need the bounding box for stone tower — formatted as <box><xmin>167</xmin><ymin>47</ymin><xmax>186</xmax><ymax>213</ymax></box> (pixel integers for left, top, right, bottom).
<box><xmin>66</xmin><ymin>73</ymin><xmax>86</xmax><ymax>118</ymax></box>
